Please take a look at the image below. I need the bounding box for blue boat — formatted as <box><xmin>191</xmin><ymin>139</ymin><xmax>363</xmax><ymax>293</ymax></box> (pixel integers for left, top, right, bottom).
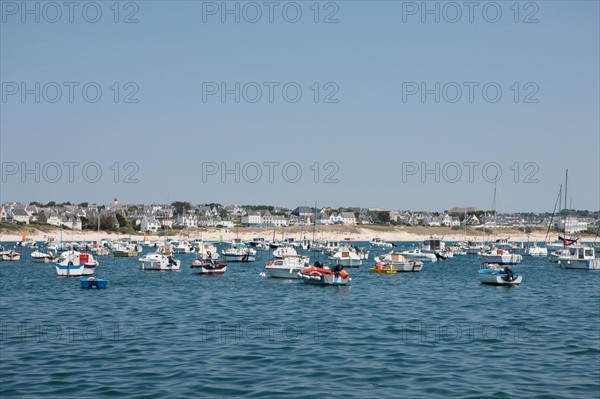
<box><xmin>80</xmin><ymin>277</ymin><xmax>108</xmax><ymax>289</ymax></box>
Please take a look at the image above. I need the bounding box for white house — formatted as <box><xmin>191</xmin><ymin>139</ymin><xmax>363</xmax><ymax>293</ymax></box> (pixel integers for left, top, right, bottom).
<box><xmin>10</xmin><ymin>208</ymin><xmax>30</xmax><ymax>224</ymax></box>
<box><xmin>141</xmin><ymin>215</ymin><xmax>161</xmax><ymax>232</ymax></box>
<box><xmin>61</xmin><ymin>213</ymin><xmax>82</xmax><ymax>230</ymax></box>
<box><xmin>175</xmin><ymin>213</ymin><xmax>198</xmax><ymax>228</ymax></box>
<box><xmin>329</xmin><ymin>213</ymin><xmax>342</xmax><ymax>224</ymax></box>
<box><xmin>555</xmin><ymin>217</ymin><xmax>588</xmax><ymax>234</ymax></box>
<box><xmin>0</xmin><ymin>206</ymin><xmax>8</xmax><ymax>222</ymax></box>
<box><xmin>339</xmin><ymin>212</ymin><xmax>357</xmax><ymax>225</ymax></box>
<box><xmin>241</xmin><ymin>211</ymin><xmax>262</xmax><ymax>227</ymax></box>
<box><xmin>218</xmin><ymin>219</ymin><xmax>235</xmax><ymax>228</ymax></box>
<box><xmin>423</xmin><ymin>215</ymin><xmax>441</xmax><ymax>227</ymax></box>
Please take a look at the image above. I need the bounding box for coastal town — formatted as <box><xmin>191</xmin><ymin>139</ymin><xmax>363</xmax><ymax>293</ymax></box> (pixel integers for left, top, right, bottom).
<box><xmin>1</xmin><ymin>199</ymin><xmax>597</xmax><ymax>240</ymax></box>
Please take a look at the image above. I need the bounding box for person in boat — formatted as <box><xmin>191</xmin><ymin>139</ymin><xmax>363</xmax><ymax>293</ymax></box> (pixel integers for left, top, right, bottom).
<box><xmin>332</xmin><ymin>264</ymin><xmax>344</xmax><ymax>275</ymax></box>
<box><xmin>314</xmin><ymin>260</ymin><xmax>323</xmax><ymax>268</ymax></box>
<box><xmin>168</xmin><ymin>255</ymin><xmax>176</xmax><ymax>265</ymax></box>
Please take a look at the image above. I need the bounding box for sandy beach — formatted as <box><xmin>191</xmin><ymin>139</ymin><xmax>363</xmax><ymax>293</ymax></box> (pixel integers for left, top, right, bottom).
<box><xmin>1</xmin><ymin>225</ymin><xmax>596</xmax><ymax>244</ymax></box>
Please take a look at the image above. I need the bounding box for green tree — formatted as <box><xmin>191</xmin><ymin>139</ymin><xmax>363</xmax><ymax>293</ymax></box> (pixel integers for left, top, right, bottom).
<box><xmin>172</xmin><ymin>201</ymin><xmax>192</xmax><ymax>215</ymax></box>
<box><xmin>115</xmin><ymin>212</ymin><xmax>127</xmax><ymax>228</ymax></box>
<box><xmin>78</xmin><ymin>202</ymin><xmax>89</xmax><ymax>208</ymax></box>
<box><xmin>100</xmin><ymin>214</ymin><xmax>118</xmax><ymax>231</ymax></box>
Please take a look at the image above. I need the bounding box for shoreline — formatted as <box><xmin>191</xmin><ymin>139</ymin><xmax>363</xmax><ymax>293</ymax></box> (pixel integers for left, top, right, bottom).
<box><xmin>2</xmin><ymin>225</ymin><xmax>597</xmax><ymax>244</ymax></box>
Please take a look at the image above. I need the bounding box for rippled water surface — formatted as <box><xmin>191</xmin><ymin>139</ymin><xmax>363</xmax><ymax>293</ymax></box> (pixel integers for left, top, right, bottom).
<box><xmin>1</xmin><ymin>242</ymin><xmax>599</xmax><ymax>398</ymax></box>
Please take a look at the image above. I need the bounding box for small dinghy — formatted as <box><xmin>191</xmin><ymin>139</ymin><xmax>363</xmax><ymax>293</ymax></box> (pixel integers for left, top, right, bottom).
<box><xmin>297</xmin><ymin>264</ymin><xmax>350</xmax><ymax>286</ymax></box>
<box><xmin>80</xmin><ymin>277</ymin><xmax>108</xmax><ymax>289</ymax></box>
<box><xmin>479</xmin><ymin>264</ymin><xmax>522</xmax><ymax>285</ymax></box>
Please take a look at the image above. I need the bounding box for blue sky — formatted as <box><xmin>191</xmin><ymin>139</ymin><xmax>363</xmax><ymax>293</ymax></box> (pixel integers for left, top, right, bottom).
<box><xmin>1</xmin><ymin>0</ymin><xmax>599</xmax><ymax>212</ymax></box>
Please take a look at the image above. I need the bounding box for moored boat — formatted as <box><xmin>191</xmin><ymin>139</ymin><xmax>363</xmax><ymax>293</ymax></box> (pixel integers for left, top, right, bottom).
<box><xmin>31</xmin><ymin>250</ymin><xmax>56</xmax><ymax>263</ymax></box>
<box><xmin>264</xmin><ymin>256</ymin><xmax>310</xmax><ymax>279</ymax></box>
<box><xmin>478</xmin><ymin>264</ymin><xmax>522</xmax><ymax>285</ymax></box>
<box><xmin>55</xmin><ymin>251</ymin><xmax>98</xmax><ymax>277</ymax></box>
<box><xmin>80</xmin><ymin>277</ymin><xmax>108</xmax><ymax>289</ymax></box>
<box><xmin>297</xmin><ymin>264</ymin><xmax>350</xmax><ymax>286</ymax></box>
<box><xmin>373</xmin><ymin>252</ymin><xmax>423</xmax><ymax>272</ymax></box>
<box><xmin>557</xmin><ymin>245</ymin><xmax>600</xmax><ymax>270</ymax></box>
<box><xmin>328</xmin><ymin>248</ymin><xmax>362</xmax><ymax>268</ymax></box>
<box><xmin>478</xmin><ymin>248</ymin><xmax>523</xmax><ymax>265</ymax></box>
<box><xmin>191</xmin><ymin>258</ymin><xmax>227</xmax><ymax>275</ymax></box>
<box><xmin>370</xmin><ymin>238</ymin><xmax>394</xmax><ymax>248</ymax></box>
<box><xmin>222</xmin><ymin>244</ymin><xmax>256</xmax><ymax>262</ymax></box>
<box><xmin>1</xmin><ymin>250</ymin><xmax>21</xmax><ymax>261</ymax></box>
<box><xmin>139</xmin><ymin>252</ymin><xmax>181</xmax><ymax>271</ymax></box>
<box><xmin>400</xmin><ymin>248</ymin><xmax>437</xmax><ymax>262</ymax></box>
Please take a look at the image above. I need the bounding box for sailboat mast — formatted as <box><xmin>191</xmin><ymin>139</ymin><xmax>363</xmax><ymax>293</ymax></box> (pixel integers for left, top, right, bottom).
<box><xmin>493</xmin><ymin>183</ymin><xmax>497</xmax><ymax>242</ymax></box>
<box><xmin>564</xmin><ymin>169</ymin><xmax>568</xmax><ymax>241</ymax></box>
<box><xmin>312</xmin><ymin>202</ymin><xmax>317</xmax><ymax>242</ymax></box>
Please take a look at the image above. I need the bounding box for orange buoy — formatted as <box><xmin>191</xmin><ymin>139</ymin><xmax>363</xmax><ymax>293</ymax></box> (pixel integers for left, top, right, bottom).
<box><xmin>376</xmin><ymin>263</ymin><xmax>382</xmax><ymax>270</ymax></box>
<box><xmin>339</xmin><ymin>270</ymin><xmax>349</xmax><ymax>279</ymax></box>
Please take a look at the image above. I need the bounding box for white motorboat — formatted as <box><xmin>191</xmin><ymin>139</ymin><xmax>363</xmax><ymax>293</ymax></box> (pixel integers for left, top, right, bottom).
<box><xmin>400</xmin><ymin>248</ymin><xmax>437</xmax><ymax>261</ymax></box>
<box><xmin>328</xmin><ymin>248</ymin><xmax>362</xmax><ymax>267</ymax></box>
<box><xmin>525</xmin><ymin>245</ymin><xmax>548</xmax><ymax>257</ymax></box>
<box><xmin>193</xmin><ymin>241</ymin><xmax>219</xmax><ymax>260</ymax></box>
<box><xmin>557</xmin><ymin>245</ymin><xmax>600</xmax><ymax>270</ymax></box>
<box><xmin>321</xmin><ymin>241</ymin><xmax>341</xmax><ymax>255</ymax></box>
<box><xmin>479</xmin><ymin>264</ymin><xmax>522</xmax><ymax>285</ymax></box>
<box><xmin>273</xmin><ymin>246</ymin><xmax>298</xmax><ymax>259</ymax></box>
<box><xmin>374</xmin><ymin>252</ymin><xmax>423</xmax><ymax>272</ymax></box>
<box><xmin>264</xmin><ymin>256</ymin><xmax>310</xmax><ymax>279</ymax></box>
<box><xmin>222</xmin><ymin>244</ymin><xmax>256</xmax><ymax>262</ymax></box>
<box><xmin>479</xmin><ymin>248</ymin><xmax>523</xmax><ymax>265</ymax></box>
<box><xmin>421</xmin><ymin>235</ymin><xmax>453</xmax><ymax>258</ymax></box>
<box><xmin>370</xmin><ymin>238</ymin><xmax>394</xmax><ymax>248</ymax></box>
<box><xmin>172</xmin><ymin>240</ymin><xmax>194</xmax><ymax>254</ymax></box>
<box><xmin>31</xmin><ymin>250</ymin><xmax>56</xmax><ymax>263</ymax></box>
<box><xmin>139</xmin><ymin>252</ymin><xmax>181</xmax><ymax>271</ymax></box>
<box><xmin>55</xmin><ymin>251</ymin><xmax>98</xmax><ymax>277</ymax></box>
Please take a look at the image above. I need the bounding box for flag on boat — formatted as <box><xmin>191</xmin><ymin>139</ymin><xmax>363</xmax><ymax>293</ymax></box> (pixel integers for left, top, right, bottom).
<box><xmin>558</xmin><ymin>236</ymin><xmax>579</xmax><ymax>246</ymax></box>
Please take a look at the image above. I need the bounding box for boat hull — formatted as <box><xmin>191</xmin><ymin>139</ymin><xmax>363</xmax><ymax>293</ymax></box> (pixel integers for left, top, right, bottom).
<box><xmin>80</xmin><ymin>278</ymin><xmax>108</xmax><ymax>289</ymax></box>
<box><xmin>479</xmin><ymin>253</ymin><xmax>523</xmax><ymax>265</ymax></box>
<box><xmin>369</xmin><ymin>268</ymin><xmax>397</xmax><ymax>274</ymax></box>
<box><xmin>114</xmin><ymin>251</ymin><xmax>138</xmax><ymax>258</ymax></box>
<box><xmin>265</xmin><ymin>266</ymin><xmax>304</xmax><ymax>279</ymax></box>
<box><xmin>191</xmin><ymin>260</ymin><xmax>227</xmax><ymax>274</ymax></box>
<box><xmin>1</xmin><ymin>251</ymin><xmax>21</xmax><ymax>261</ymax></box>
<box><xmin>297</xmin><ymin>267</ymin><xmax>350</xmax><ymax>285</ymax></box>
<box><xmin>478</xmin><ymin>269</ymin><xmax>522</xmax><ymax>285</ymax></box>
<box><xmin>558</xmin><ymin>258</ymin><xmax>600</xmax><ymax>270</ymax></box>
<box><xmin>222</xmin><ymin>254</ymin><xmax>255</xmax><ymax>262</ymax></box>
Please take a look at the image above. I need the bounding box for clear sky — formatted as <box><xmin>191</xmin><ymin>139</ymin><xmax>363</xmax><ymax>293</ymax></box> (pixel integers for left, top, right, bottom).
<box><xmin>1</xmin><ymin>0</ymin><xmax>599</xmax><ymax>212</ymax></box>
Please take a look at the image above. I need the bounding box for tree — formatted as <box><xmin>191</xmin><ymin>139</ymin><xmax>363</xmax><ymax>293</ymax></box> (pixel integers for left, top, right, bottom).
<box><xmin>115</xmin><ymin>212</ymin><xmax>127</xmax><ymax>228</ymax></box>
<box><xmin>78</xmin><ymin>202</ymin><xmax>89</xmax><ymax>208</ymax></box>
<box><xmin>100</xmin><ymin>214</ymin><xmax>118</xmax><ymax>231</ymax></box>
<box><xmin>369</xmin><ymin>211</ymin><xmax>390</xmax><ymax>225</ymax></box>
<box><xmin>172</xmin><ymin>201</ymin><xmax>192</xmax><ymax>215</ymax></box>
<box><xmin>220</xmin><ymin>209</ymin><xmax>229</xmax><ymax>218</ymax></box>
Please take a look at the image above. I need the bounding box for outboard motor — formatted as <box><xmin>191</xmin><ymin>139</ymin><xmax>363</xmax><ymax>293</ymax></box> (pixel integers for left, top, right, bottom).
<box><xmin>503</xmin><ymin>266</ymin><xmax>514</xmax><ymax>282</ymax></box>
<box><xmin>314</xmin><ymin>261</ymin><xmax>322</xmax><ymax>268</ymax></box>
